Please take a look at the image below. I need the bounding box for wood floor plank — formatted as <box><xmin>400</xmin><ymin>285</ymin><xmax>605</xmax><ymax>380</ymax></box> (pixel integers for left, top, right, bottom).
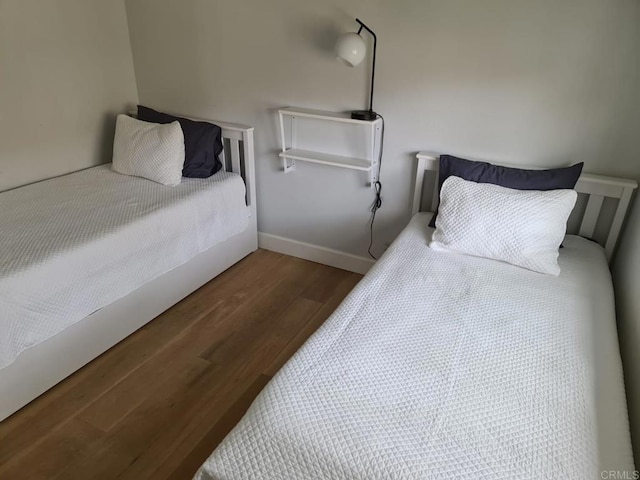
<box><xmin>200</xmin><ymin>280</ymin><xmax>324</xmax><ymax>365</ymax></box>
<box><xmin>1</xmin><ymin>251</ymin><xmax>362</xmax><ymax>479</ymax></box>
<box><xmin>163</xmin><ymin>374</ymin><xmax>272</xmax><ymax>480</ymax></box>
<box><xmin>77</xmin><ymin>349</ymin><xmax>213</xmax><ymax>432</ymax></box>
<box><xmin>0</xmin><ymin>418</ymin><xmax>103</xmax><ymax>480</ymax></box>
<box><xmin>263</xmin><ymin>271</ymin><xmax>362</xmax><ymax>376</ymax></box>
<box><xmin>52</xmin><ymin>357</ymin><xmax>217</xmax><ymax>480</ymax></box>
<box><xmin>110</xmin><ymin>361</ymin><xmax>259</xmax><ymax>480</ymax></box>
<box><xmin>300</xmin><ymin>263</ymin><xmax>356</xmax><ymax>304</ymax></box>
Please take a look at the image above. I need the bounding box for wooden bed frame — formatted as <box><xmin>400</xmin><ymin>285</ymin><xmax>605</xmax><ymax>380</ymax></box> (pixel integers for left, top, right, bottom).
<box><xmin>0</xmin><ymin>119</ymin><xmax>257</xmax><ymax>421</ymax></box>
<box><xmin>412</xmin><ymin>152</ymin><xmax>638</xmax><ymax>262</ymax></box>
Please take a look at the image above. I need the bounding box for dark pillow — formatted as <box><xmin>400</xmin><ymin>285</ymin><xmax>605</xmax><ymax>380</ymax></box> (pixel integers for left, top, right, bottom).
<box><xmin>137</xmin><ymin>105</ymin><xmax>223</xmax><ymax>178</ymax></box>
<box><xmin>428</xmin><ymin>155</ymin><xmax>584</xmax><ymax>227</ymax></box>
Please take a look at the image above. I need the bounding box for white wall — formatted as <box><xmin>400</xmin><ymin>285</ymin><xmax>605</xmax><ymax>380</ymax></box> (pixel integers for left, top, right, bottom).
<box><xmin>615</xmin><ymin>199</ymin><xmax>640</xmax><ymax>461</ymax></box>
<box><xmin>0</xmin><ymin>0</ymin><xmax>138</xmax><ymax>192</ymax></box>
<box><xmin>124</xmin><ymin>0</ymin><xmax>640</xmax><ymax>258</ymax></box>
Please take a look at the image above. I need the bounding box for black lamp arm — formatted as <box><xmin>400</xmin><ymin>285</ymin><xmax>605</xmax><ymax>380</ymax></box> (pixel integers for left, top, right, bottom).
<box><xmin>355</xmin><ymin>18</ymin><xmax>377</xmax><ymax>114</ymax></box>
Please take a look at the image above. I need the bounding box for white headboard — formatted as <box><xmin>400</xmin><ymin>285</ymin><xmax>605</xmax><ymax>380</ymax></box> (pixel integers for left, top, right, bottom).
<box><xmin>412</xmin><ymin>152</ymin><xmax>638</xmax><ymax>262</ymax></box>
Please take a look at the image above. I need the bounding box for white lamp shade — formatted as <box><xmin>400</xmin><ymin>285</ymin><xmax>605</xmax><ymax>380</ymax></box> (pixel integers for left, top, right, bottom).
<box><xmin>335</xmin><ymin>32</ymin><xmax>366</xmax><ymax>67</ymax></box>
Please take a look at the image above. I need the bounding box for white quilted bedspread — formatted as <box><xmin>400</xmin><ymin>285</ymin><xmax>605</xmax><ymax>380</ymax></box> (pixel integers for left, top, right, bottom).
<box><xmin>196</xmin><ymin>213</ymin><xmax>634</xmax><ymax>480</ymax></box>
<box><xmin>0</xmin><ymin>165</ymin><xmax>249</xmax><ymax>368</ymax></box>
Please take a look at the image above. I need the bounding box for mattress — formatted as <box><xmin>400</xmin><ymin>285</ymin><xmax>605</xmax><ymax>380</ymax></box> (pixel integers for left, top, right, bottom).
<box><xmin>195</xmin><ymin>213</ymin><xmax>634</xmax><ymax>480</ymax></box>
<box><xmin>0</xmin><ymin>165</ymin><xmax>249</xmax><ymax>369</ymax></box>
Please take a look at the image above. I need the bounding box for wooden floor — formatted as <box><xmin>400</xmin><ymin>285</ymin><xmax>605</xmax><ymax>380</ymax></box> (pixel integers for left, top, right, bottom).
<box><xmin>0</xmin><ymin>250</ymin><xmax>361</xmax><ymax>480</ymax></box>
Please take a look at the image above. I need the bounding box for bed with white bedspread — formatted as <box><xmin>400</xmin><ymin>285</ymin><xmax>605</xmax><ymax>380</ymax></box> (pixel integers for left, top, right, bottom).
<box><xmin>0</xmin><ymin>116</ymin><xmax>257</xmax><ymax>421</ymax></box>
<box><xmin>196</xmin><ymin>152</ymin><xmax>638</xmax><ymax>479</ymax></box>
<box><xmin>196</xmin><ymin>213</ymin><xmax>634</xmax><ymax>479</ymax></box>
<box><xmin>0</xmin><ymin>164</ymin><xmax>248</xmax><ymax>369</ymax></box>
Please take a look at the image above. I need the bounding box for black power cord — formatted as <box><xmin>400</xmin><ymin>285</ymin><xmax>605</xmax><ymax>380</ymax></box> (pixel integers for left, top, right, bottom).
<box><xmin>367</xmin><ymin>114</ymin><xmax>385</xmax><ymax>260</ymax></box>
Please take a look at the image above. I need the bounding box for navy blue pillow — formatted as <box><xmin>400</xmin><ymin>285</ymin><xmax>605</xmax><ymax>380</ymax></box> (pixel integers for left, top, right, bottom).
<box><xmin>137</xmin><ymin>105</ymin><xmax>223</xmax><ymax>178</ymax></box>
<box><xmin>429</xmin><ymin>155</ymin><xmax>584</xmax><ymax>227</ymax></box>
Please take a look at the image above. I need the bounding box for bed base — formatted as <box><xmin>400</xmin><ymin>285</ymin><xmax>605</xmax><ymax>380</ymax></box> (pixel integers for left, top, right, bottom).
<box><xmin>0</xmin><ymin>119</ymin><xmax>257</xmax><ymax>421</ymax></box>
<box><xmin>412</xmin><ymin>152</ymin><xmax>638</xmax><ymax>262</ymax></box>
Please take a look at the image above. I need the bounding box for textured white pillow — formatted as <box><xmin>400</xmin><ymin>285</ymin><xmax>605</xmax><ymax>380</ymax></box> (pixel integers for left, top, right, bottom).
<box><xmin>430</xmin><ymin>176</ymin><xmax>577</xmax><ymax>275</ymax></box>
<box><xmin>112</xmin><ymin>114</ymin><xmax>185</xmax><ymax>186</ymax></box>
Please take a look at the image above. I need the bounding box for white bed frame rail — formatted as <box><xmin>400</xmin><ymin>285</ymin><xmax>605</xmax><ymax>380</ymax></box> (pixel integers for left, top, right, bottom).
<box><xmin>0</xmin><ymin>117</ymin><xmax>257</xmax><ymax>422</ymax></box>
<box><xmin>413</xmin><ymin>152</ymin><xmax>638</xmax><ymax>262</ymax></box>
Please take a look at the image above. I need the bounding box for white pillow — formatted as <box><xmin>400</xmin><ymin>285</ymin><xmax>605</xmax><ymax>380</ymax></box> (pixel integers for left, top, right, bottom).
<box><xmin>429</xmin><ymin>176</ymin><xmax>577</xmax><ymax>275</ymax></box>
<box><xmin>112</xmin><ymin>114</ymin><xmax>185</xmax><ymax>186</ymax></box>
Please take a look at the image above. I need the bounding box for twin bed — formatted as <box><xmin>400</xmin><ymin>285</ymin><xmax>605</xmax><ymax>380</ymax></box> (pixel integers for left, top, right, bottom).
<box><xmin>194</xmin><ymin>154</ymin><xmax>637</xmax><ymax>479</ymax></box>
<box><xmin>1</xmin><ymin>120</ymin><xmax>637</xmax><ymax>478</ymax></box>
<box><xmin>0</xmin><ymin>118</ymin><xmax>257</xmax><ymax>421</ymax></box>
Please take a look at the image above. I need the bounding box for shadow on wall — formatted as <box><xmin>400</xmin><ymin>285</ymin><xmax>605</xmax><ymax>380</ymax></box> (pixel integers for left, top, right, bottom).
<box><xmin>99</xmin><ymin>113</ymin><xmax>119</xmax><ymax>165</ymax></box>
<box><xmin>293</xmin><ymin>17</ymin><xmax>342</xmax><ymax>60</ymax></box>
<box><xmin>286</xmin><ymin>4</ymin><xmax>365</xmax><ymax>60</ymax></box>
<box><xmin>613</xmin><ymin>196</ymin><xmax>640</xmax><ymax>463</ymax></box>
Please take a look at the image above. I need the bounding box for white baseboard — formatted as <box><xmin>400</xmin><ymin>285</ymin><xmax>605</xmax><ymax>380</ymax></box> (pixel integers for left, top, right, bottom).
<box><xmin>258</xmin><ymin>233</ymin><xmax>375</xmax><ymax>275</ymax></box>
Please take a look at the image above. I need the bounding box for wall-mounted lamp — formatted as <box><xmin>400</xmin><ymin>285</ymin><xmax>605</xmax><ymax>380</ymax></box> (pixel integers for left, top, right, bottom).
<box><xmin>335</xmin><ymin>18</ymin><xmax>378</xmax><ymax>121</ymax></box>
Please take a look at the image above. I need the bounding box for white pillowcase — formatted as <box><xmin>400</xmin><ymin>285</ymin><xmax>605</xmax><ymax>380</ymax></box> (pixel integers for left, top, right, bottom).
<box><xmin>429</xmin><ymin>176</ymin><xmax>577</xmax><ymax>275</ymax></box>
<box><xmin>112</xmin><ymin>114</ymin><xmax>185</xmax><ymax>186</ymax></box>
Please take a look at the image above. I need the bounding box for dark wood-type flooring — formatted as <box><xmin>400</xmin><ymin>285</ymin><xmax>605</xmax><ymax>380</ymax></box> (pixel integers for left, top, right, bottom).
<box><xmin>0</xmin><ymin>250</ymin><xmax>361</xmax><ymax>480</ymax></box>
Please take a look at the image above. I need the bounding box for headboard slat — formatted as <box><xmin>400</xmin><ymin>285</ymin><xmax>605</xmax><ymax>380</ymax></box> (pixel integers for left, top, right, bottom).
<box><xmin>579</xmin><ymin>194</ymin><xmax>604</xmax><ymax>239</ymax></box>
<box><xmin>412</xmin><ymin>153</ymin><xmax>437</xmax><ymax>217</ymax></box>
<box><xmin>430</xmin><ymin>180</ymin><xmax>440</xmax><ymax>214</ymax></box>
<box><xmin>412</xmin><ymin>155</ymin><xmax>427</xmax><ymax>215</ymax></box>
<box><xmin>414</xmin><ymin>152</ymin><xmax>637</xmax><ymax>264</ymax></box>
<box><xmin>219</xmin><ymin>141</ymin><xmax>227</xmax><ymax>171</ymax></box>
<box><xmin>229</xmin><ymin>138</ymin><xmax>241</xmax><ymax>175</ymax></box>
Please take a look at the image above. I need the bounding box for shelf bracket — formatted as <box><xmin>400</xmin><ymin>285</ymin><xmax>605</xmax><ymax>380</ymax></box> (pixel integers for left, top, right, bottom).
<box><xmin>283</xmin><ymin>156</ymin><xmax>296</xmax><ymax>173</ymax></box>
<box><xmin>370</xmin><ymin>164</ymin><xmax>378</xmax><ymax>188</ymax></box>
<box><xmin>369</xmin><ymin>122</ymin><xmax>381</xmax><ymax>189</ymax></box>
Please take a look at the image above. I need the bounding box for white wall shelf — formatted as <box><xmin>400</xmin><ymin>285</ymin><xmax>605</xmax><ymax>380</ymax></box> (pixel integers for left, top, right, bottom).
<box><xmin>278</xmin><ymin>149</ymin><xmax>372</xmax><ymax>171</ymax></box>
<box><xmin>279</xmin><ymin>107</ymin><xmax>379</xmax><ymax>125</ymax></box>
<box><xmin>278</xmin><ymin>107</ymin><xmax>382</xmax><ymax>187</ymax></box>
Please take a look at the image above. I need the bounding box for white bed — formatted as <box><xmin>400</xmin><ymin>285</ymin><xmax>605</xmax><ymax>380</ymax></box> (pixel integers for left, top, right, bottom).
<box><xmin>195</xmin><ymin>154</ymin><xmax>637</xmax><ymax>479</ymax></box>
<box><xmin>1</xmin><ymin>165</ymin><xmax>248</xmax><ymax>369</ymax></box>
<box><xmin>0</xmin><ymin>118</ymin><xmax>257</xmax><ymax>421</ymax></box>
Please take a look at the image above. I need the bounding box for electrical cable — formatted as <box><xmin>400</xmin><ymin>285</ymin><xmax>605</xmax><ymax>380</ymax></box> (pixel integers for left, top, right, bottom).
<box><xmin>367</xmin><ymin>114</ymin><xmax>385</xmax><ymax>259</ymax></box>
